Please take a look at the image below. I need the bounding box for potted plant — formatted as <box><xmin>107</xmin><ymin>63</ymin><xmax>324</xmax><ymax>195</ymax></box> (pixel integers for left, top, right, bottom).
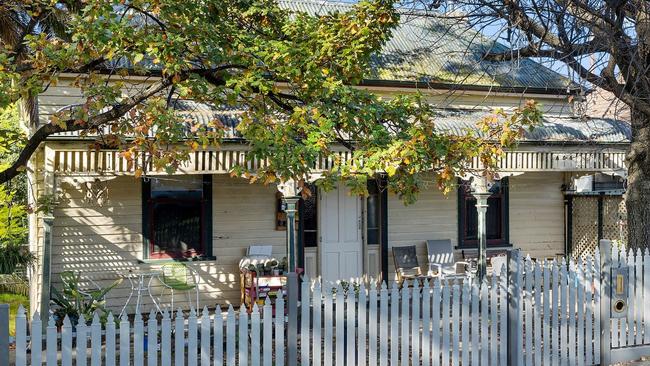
<box><xmin>50</xmin><ymin>271</ymin><xmax>123</xmax><ymax>328</ymax></box>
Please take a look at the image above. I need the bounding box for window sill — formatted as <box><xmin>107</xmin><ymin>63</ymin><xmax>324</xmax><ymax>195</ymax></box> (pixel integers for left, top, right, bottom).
<box><xmin>455</xmin><ymin>243</ymin><xmax>513</xmax><ymax>251</ymax></box>
<box><xmin>138</xmin><ymin>256</ymin><xmax>217</xmax><ymax>264</ymax></box>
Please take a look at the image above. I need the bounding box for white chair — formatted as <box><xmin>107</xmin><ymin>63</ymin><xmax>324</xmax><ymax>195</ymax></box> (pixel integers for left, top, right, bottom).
<box><xmin>426</xmin><ymin>239</ymin><xmax>470</xmax><ymax>278</ymax></box>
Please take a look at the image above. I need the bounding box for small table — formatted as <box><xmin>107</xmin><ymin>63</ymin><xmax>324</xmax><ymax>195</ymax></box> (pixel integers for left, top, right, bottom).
<box><xmin>119</xmin><ymin>270</ymin><xmax>162</xmax><ymax>317</ymax></box>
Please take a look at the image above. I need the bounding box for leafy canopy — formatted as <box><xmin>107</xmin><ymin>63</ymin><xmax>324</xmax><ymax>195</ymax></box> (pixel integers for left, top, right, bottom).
<box><xmin>0</xmin><ymin>0</ymin><xmax>540</xmax><ymax>203</ymax></box>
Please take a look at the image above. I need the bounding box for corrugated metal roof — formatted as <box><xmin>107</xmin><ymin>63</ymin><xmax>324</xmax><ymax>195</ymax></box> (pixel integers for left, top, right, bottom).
<box><xmin>431</xmin><ymin>109</ymin><xmax>631</xmax><ymax>144</ymax></box>
<box><xmin>162</xmin><ymin>101</ymin><xmax>634</xmax><ymax>144</ymax></box>
<box><xmin>281</xmin><ymin>0</ymin><xmax>576</xmax><ymax>90</ymax></box>
<box><xmin>51</xmin><ymin>100</ymin><xmax>630</xmax><ymax>143</ymax></box>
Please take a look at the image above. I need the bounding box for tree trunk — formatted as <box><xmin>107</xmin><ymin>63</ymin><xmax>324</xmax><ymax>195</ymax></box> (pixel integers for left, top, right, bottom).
<box><xmin>625</xmin><ymin>108</ymin><xmax>650</xmax><ymax>249</ymax></box>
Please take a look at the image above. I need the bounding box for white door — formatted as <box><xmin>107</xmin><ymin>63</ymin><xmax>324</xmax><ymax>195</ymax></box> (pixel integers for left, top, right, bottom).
<box><xmin>319</xmin><ymin>182</ymin><xmax>363</xmax><ymax>284</ymax></box>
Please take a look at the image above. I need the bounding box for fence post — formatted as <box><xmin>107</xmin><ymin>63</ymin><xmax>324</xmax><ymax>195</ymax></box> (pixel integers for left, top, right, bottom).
<box><xmin>0</xmin><ymin>304</ymin><xmax>9</xmax><ymax>366</ymax></box>
<box><xmin>507</xmin><ymin>249</ymin><xmax>522</xmax><ymax>365</ymax></box>
<box><xmin>600</xmin><ymin>239</ymin><xmax>612</xmax><ymax>365</ymax></box>
<box><xmin>287</xmin><ymin>272</ymin><xmax>299</xmax><ymax>366</ymax></box>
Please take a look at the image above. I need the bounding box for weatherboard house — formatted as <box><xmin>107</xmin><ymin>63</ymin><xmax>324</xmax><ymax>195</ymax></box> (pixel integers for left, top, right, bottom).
<box><xmin>25</xmin><ymin>1</ymin><xmax>630</xmax><ymax>316</ymax></box>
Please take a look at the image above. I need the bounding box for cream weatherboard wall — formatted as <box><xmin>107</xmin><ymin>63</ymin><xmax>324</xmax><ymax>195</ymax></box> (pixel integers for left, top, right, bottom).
<box><xmin>41</xmin><ymin>174</ymin><xmax>287</xmax><ymax>313</ymax></box>
<box><xmin>385</xmin><ymin>172</ymin><xmax>566</xmax><ymax>281</ymax></box>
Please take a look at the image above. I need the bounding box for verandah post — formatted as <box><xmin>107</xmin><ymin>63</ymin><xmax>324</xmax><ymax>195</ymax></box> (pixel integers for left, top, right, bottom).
<box><xmin>600</xmin><ymin>239</ymin><xmax>612</xmax><ymax>365</ymax></box>
<box><xmin>507</xmin><ymin>249</ymin><xmax>522</xmax><ymax>365</ymax></box>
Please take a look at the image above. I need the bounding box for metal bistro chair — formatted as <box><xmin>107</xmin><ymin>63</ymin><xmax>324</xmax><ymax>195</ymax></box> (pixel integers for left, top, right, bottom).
<box><xmin>426</xmin><ymin>239</ymin><xmax>471</xmax><ymax>279</ymax></box>
<box><xmin>392</xmin><ymin>245</ymin><xmax>432</xmax><ymax>285</ymax></box>
<box><xmin>159</xmin><ymin>262</ymin><xmax>200</xmax><ymax>311</ymax></box>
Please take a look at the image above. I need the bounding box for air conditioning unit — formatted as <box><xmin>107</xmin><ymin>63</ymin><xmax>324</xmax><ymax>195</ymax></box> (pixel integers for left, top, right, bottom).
<box><xmin>574</xmin><ymin>175</ymin><xmax>593</xmax><ymax>192</ymax></box>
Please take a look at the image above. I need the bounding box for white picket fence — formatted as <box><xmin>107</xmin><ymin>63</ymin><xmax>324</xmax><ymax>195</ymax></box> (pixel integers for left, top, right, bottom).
<box><xmin>10</xmin><ymin>243</ymin><xmax>650</xmax><ymax>365</ymax></box>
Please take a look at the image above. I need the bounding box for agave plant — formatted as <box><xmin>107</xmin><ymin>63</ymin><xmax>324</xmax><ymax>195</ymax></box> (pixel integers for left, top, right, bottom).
<box><xmin>50</xmin><ymin>271</ymin><xmax>123</xmax><ymax>327</ymax></box>
<box><xmin>0</xmin><ymin>240</ymin><xmax>34</xmax><ymax>274</ymax></box>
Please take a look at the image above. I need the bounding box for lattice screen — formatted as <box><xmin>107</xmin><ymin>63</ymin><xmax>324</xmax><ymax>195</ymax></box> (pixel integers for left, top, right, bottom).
<box><xmin>570</xmin><ymin>195</ymin><xmax>627</xmax><ymax>258</ymax></box>
<box><xmin>571</xmin><ymin>196</ymin><xmax>599</xmax><ymax>258</ymax></box>
<box><xmin>602</xmin><ymin>196</ymin><xmax>628</xmax><ymax>243</ymax></box>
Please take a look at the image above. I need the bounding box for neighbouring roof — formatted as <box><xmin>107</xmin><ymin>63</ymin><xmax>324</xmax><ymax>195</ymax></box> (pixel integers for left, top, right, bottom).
<box><xmin>281</xmin><ymin>0</ymin><xmax>578</xmax><ymax>92</ymax></box>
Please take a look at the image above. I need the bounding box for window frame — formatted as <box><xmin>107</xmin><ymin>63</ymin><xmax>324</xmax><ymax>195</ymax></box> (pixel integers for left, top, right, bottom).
<box><xmin>142</xmin><ymin>175</ymin><xmax>213</xmax><ymax>260</ymax></box>
<box><xmin>457</xmin><ymin>177</ymin><xmax>510</xmax><ymax>249</ymax></box>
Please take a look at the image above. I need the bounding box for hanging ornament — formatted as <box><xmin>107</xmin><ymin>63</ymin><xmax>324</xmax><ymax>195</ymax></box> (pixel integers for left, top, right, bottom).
<box><xmin>82</xmin><ymin>178</ymin><xmax>109</xmax><ymax>206</ymax></box>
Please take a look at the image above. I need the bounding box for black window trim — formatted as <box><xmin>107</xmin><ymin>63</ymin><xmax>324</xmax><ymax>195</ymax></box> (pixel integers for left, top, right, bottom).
<box><xmin>142</xmin><ymin>175</ymin><xmax>213</xmax><ymax>261</ymax></box>
<box><xmin>457</xmin><ymin>177</ymin><xmax>510</xmax><ymax>249</ymax></box>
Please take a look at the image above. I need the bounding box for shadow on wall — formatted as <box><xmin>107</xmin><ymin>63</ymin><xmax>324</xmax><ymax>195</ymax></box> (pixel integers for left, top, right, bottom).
<box><xmin>48</xmin><ymin>179</ymin><xmax>235</xmax><ymax>314</ymax></box>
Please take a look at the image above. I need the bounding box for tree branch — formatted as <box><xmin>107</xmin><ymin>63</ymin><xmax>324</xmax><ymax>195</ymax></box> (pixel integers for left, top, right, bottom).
<box><xmin>0</xmin><ymin>79</ymin><xmax>174</xmax><ymax>184</ymax></box>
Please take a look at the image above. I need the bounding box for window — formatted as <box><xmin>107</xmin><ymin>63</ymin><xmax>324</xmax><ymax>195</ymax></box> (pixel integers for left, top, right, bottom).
<box><xmin>458</xmin><ymin>178</ymin><xmax>509</xmax><ymax>248</ymax></box>
<box><xmin>366</xmin><ymin>180</ymin><xmax>383</xmax><ymax>246</ymax></box>
<box><xmin>299</xmin><ymin>184</ymin><xmax>318</xmax><ymax>248</ymax></box>
<box><xmin>143</xmin><ymin>175</ymin><xmax>212</xmax><ymax>259</ymax></box>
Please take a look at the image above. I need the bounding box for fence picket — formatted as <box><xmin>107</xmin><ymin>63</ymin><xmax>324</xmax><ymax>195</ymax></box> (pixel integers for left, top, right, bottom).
<box><xmin>635</xmin><ymin>248</ymin><xmax>644</xmax><ymax>345</ymax></box>
<box><xmin>46</xmin><ymin>315</ymin><xmax>57</xmax><ymax>366</ymax></box>
<box><xmin>301</xmin><ymin>278</ymin><xmax>310</xmax><ymax>366</ymax></box>
<box><xmin>451</xmin><ymin>282</ymin><xmax>460</xmax><ymax>366</ymax></box>
<box><xmin>62</xmin><ymin>315</ymin><xmax>73</xmax><ymax>366</ymax></box>
<box><xmin>335</xmin><ymin>284</ymin><xmax>345</xmax><ymax>366</ymax></box>
<box><xmin>460</xmin><ymin>282</ymin><xmax>469</xmax><ymax>366</ymax></box>
<box><xmin>239</xmin><ymin>306</ymin><xmax>249</xmax><ymax>366</ymax></box>
<box><xmin>533</xmin><ymin>263</ymin><xmax>542</xmax><ymax>366</ymax></box>
<box><xmin>422</xmin><ymin>281</ymin><xmax>432</xmax><ymax>366</ymax></box>
<box><xmin>214</xmin><ymin>305</ymin><xmax>224</xmax><ymax>366</ymax></box>
<box><xmin>470</xmin><ymin>282</ymin><xmax>478</xmax><ymax>366</ymax></box>
<box><xmin>262</xmin><ymin>300</ymin><xmax>272</xmax><ymax>366</ymax></box>
<box><xmin>148</xmin><ymin>310</ymin><xmax>158</xmax><ymax>366</ymax></box>
<box><xmin>480</xmin><ymin>281</ymin><xmax>488</xmax><ymax>366</ymax></box>
<box><xmin>358</xmin><ymin>283</ymin><xmax>367</xmax><ymax>366</ymax></box>
<box><xmin>312</xmin><ymin>282</ymin><xmax>322</xmax><ymax>366</ymax></box>
<box><xmin>442</xmin><ymin>283</ymin><xmax>450</xmax><ymax>366</ymax></box>
<box><xmin>369</xmin><ymin>284</ymin><xmax>378</xmax><ymax>366</ymax></box>
<box><xmin>584</xmin><ymin>257</ymin><xmax>594</xmax><ymax>365</ymax></box>
<box><xmin>78</xmin><ymin>315</ymin><xmax>88</xmax><ymax>366</ymax></box>
<box><xmin>559</xmin><ymin>261</ymin><xmax>568</xmax><ymax>366</ymax></box>
<box><xmin>432</xmin><ymin>280</ymin><xmax>442</xmax><ymax>366</ymax></box>
<box><xmin>628</xmin><ymin>249</ymin><xmax>635</xmax><ymax>346</ymax></box>
<box><xmin>31</xmin><ymin>312</ymin><xmax>41</xmax><ymax>366</ymax></box>
<box><xmin>551</xmin><ymin>262</ymin><xmax>559</xmax><ymax>366</ymax></box>
<box><xmin>524</xmin><ymin>258</ymin><xmax>533</xmax><ymax>366</ymax></box>
<box><xmin>390</xmin><ymin>283</ymin><xmax>399</xmax><ymax>365</ymax></box>
<box><xmin>412</xmin><ymin>283</ymin><xmax>421</xmax><ymax>366</ymax></box>
<box><xmin>379</xmin><ymin>283</ymin><xmax>389</xmax><ymax>366</ymax></box>
<box><xmin>323</xmin><ymin>285</ymin><xmax>333</xmax><ymax>366</ymax></box>
<box><xmin>275</xmin><ymin>296</ymin><xmax>285</xmax><ymax>366</ymax></box>
<box><xmin>251</xmin><ymin>304</ymin><xmax>260</xmax><ymax>366</ymax></box>
<box><xmin>577</xmin><ymin>260</ymin><xmax>585</xmax><ymax>366</ymax></box>
<box><xmin>491</xmin><ymin>274</ymin><xmax>499</xmax><ymax>366</ymax></box>
<box><xmin>201</xmin><ymin>307</ymin><xmax>211</xmax><ymax>366</ymax></box>
<box><xmin>176</xmin><ymin>309</ymin><xmax>186</xmax><ymax>366</ymax></box>
<box><xmin>161</xmin><ymin>311</ymin><xmax>171</xmax><ymax>366</ymax></box>
<box><xmin>347</xmin><ymin>285</ymin><xmax>357</xmax><ymax>366</ymax></box>
<box><xmin>186</xmin><ymin>308</ymin><xmax>197</xmax><ymax>366</ymax></box>
<box><xmin>226</xmin><ymin>306</ymin><xmax>236</xmax><ymax>366</ymax></box>
<box><xmin>134</xmin><ymin>312</ymin><xmax>145</xmax><ymax>366</ymax></box>
<box><xmin>401</xmin><ymin>283</ymin><xmax>411</xmax><ymax>365</ymax></box>
<box><xmin>499</xmin><ymin>266</ymin><xmax>508</xmax><ymax>366</ymax></box>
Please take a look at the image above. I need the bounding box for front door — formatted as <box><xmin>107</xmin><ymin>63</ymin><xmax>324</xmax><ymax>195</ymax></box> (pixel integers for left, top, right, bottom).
<box><xmin>319</xmin><ymin>182</ymin><xmax>363</xmax><ymax>284</ymax></box>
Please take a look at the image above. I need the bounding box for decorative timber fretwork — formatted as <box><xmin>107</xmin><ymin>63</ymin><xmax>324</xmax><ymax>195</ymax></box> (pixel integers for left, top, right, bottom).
<box><xmin>50</xmin><ymin>147</ymin><xmax>627</xmax><ymax>175</ymax></box>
